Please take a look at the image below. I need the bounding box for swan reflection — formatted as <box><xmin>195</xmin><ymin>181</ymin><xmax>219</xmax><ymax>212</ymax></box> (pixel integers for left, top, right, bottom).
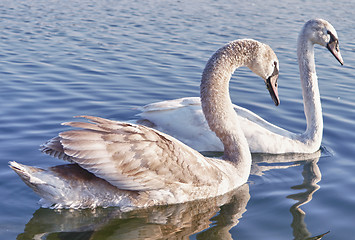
<box><xmin>17</xmin><ymin>151</ymin><xmax>328</xmax><ymax>239</ymax></box>
<box><xmin>255</xmin><ymin>150</ymin><xmax>329</xmax><ymax>240</ymax></box>
<box><xmin>288</xmin><ymin>156</ymin><xmax>330</xmax><ymax>240</ymax></box>
<box><xmin>17</xmin><ymin>184</ymin><xmax>249</xmax><ymax>240</ymax></box>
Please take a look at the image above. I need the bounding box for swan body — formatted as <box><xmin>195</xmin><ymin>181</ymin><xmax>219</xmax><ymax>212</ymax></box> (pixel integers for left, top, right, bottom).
<box><xmin>9</xmin><ymin>39</ymin><xmax>279</xmax><ymax>209</ymax></box>
<box><xmin>138</xmin><ymin>19</ymin><xmax>343</xmax><ymax>154</ymax></box>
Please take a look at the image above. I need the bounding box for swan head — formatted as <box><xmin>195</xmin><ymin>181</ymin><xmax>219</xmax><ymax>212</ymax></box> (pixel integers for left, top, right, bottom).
<box><xmin>248</xmin><ymin>43</ymin><xmax>280</xmax><ymax>106</ymax></box>
<box><xmin>303</xmin><ymin>19</ymin><xmax>343</xmax><ymax>65</ymax></box>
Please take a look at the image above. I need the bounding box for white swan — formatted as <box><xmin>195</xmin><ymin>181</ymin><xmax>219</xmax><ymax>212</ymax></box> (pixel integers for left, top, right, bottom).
<box><xmin>9</xmin><ymin>39</ymin><xmax>279</xmax><ymax>209</ymax></box>
<box><xmin>138</xmin><ymin>19</ymin><xmax>343</xmax><ymax>154</ymax></box>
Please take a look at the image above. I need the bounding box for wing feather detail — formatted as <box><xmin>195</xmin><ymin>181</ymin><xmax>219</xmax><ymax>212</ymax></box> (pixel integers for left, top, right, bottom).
<box><xmin>41</xmin><ymin>116</ymin><xmax>223</xmax><ymax>191</ymax></box>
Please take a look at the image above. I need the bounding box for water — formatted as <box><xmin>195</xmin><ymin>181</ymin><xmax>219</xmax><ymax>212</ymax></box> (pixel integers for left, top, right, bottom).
<box><xmin>0</xmin><ymin>0</ymin><xmax>354</xmax><ymax>239</ymax></box>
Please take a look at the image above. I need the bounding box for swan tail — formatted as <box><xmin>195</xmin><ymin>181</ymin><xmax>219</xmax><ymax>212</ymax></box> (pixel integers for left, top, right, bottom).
<box><xmin>9</xmin><ymin>161</ymin><xmax>47</xmax><ymax>189</ymax></box>
<box><xmin>9</xmin><ymin>161</ymin><xmax>132</xmax><ymax>209</ymax></box>
<box><xmin>9</xmin><ymin>161</ymin><xmax>59</xmax><ymax>207</ymax></box>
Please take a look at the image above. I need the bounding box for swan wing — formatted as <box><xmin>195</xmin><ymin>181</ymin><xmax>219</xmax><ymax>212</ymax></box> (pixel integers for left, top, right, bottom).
<box><xmin>139</xmin><ymin>97</ymin><xmax>201</xmax><ymax>112</ymax></box>
<box><xmin>138</xmin><ymin>97</ymin><xmax>294</xmax><ymax>152</ymax></box>
<box><xmin>41</xmin><ymin>116</ymin><xmax>223</xmax><ymax>191</ymax></box>
<box><xmin>141</xmin><ymin>96</ymin><xmax>290</xmax><ymax>136</ymax></box>
<box><xmin>138</xmin><ymin>97</ymin><xmax>223</xmax><ymax>151</ymax></box>
<box><xmin>233</xmin><ymin>105</ymin><xmax>293</xmax><ymax>137</ymax></box>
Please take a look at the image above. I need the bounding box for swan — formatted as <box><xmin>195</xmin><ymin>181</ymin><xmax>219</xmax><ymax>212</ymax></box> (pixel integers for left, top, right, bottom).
<box><xmin>138</xmin><ymin>19</ymin><xmax>343</xmax><ymax>154</ymax></box>
<box><xmin>9</xmin><ymin>39</ymin><xmax>279</xmax><ymax>209</ymax></box>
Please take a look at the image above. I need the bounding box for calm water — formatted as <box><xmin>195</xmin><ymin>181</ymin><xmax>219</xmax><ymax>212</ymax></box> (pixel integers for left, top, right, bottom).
<box><xmin>1</xmin><ymin>0</ymin><xmax>354</xmax><ymax>239</ymax></box>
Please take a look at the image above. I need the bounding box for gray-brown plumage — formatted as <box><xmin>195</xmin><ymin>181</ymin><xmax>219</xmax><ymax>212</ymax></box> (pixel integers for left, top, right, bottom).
<box><xmin>10</xmin><ymin>39</ymin><xmax>279</xmax><ymax>209</ymax></box>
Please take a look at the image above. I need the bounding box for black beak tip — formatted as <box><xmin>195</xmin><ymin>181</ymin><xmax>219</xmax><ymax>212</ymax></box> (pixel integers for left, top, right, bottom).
<box><xmin>266</xmin><ymin>78</ymin><xmax>280</xmax><ymax>107</ymax></box>
<box><xmin>269</xmin><ymin>89</ymin><xmax>280</xmax><ymax>106</ymax></box>
<box><xmin>327</xmin><ymin>43</ymin><xmax>344</xmax><ymax>66</ymax></box>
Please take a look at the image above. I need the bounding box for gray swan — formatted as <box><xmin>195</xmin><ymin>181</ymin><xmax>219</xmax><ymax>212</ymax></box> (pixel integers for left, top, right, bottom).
<box><xmin>9</xmin><ymin>39</ymin><xmax>279</xmax><ymax>209</ymax></box>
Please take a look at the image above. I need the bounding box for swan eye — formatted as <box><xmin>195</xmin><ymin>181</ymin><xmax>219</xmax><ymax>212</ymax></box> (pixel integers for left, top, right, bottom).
<box><xmin>327</xmin><ymin>30</ymin><xmax>336</xmax><ymax>42</ymax></box>
<box><xmin>327</xmin><ymin>30</ymin><xmax>339</xmax><ymax>51</ymax></box>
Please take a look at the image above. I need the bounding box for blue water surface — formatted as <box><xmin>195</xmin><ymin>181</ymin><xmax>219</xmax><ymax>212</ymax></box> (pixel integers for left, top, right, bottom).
<box><xmin>0</xmin><ymin>0</ymin><xmax>354</xmax><ymax>239</ymax></box>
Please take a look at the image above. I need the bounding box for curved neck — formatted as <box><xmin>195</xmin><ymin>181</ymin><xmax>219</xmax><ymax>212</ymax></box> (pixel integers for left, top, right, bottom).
<box><xmin>200</xmin><ymin>40</ymin><xmax>252</xmax><ymax>174</ymax></box>
<box><xmin>297</xmin><ymin>34</ymin><xmax>323</xmax><ymax>145</ymax></box>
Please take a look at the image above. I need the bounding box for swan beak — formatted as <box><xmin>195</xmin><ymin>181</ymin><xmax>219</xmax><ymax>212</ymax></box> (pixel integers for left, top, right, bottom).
<box><xmin>266</xmin><ymin>73</ymin><xmax>280</xmax><ymax>106</ymax></box>
<box><xmin>327</xmin><ymin>37</ymin><xmax>344</xmax><ymax>65</ymax></box>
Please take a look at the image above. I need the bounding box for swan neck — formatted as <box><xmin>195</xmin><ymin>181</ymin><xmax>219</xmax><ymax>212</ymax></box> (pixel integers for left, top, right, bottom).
<box><xmin>298</xmin><ymin>33</ymin><xmax>323</xmax><ymax>142</ymax></box>
<box><xmin>200</xmin><ymin>40</ymin><xmax>252</xmax><ymax>171</ymax></box>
